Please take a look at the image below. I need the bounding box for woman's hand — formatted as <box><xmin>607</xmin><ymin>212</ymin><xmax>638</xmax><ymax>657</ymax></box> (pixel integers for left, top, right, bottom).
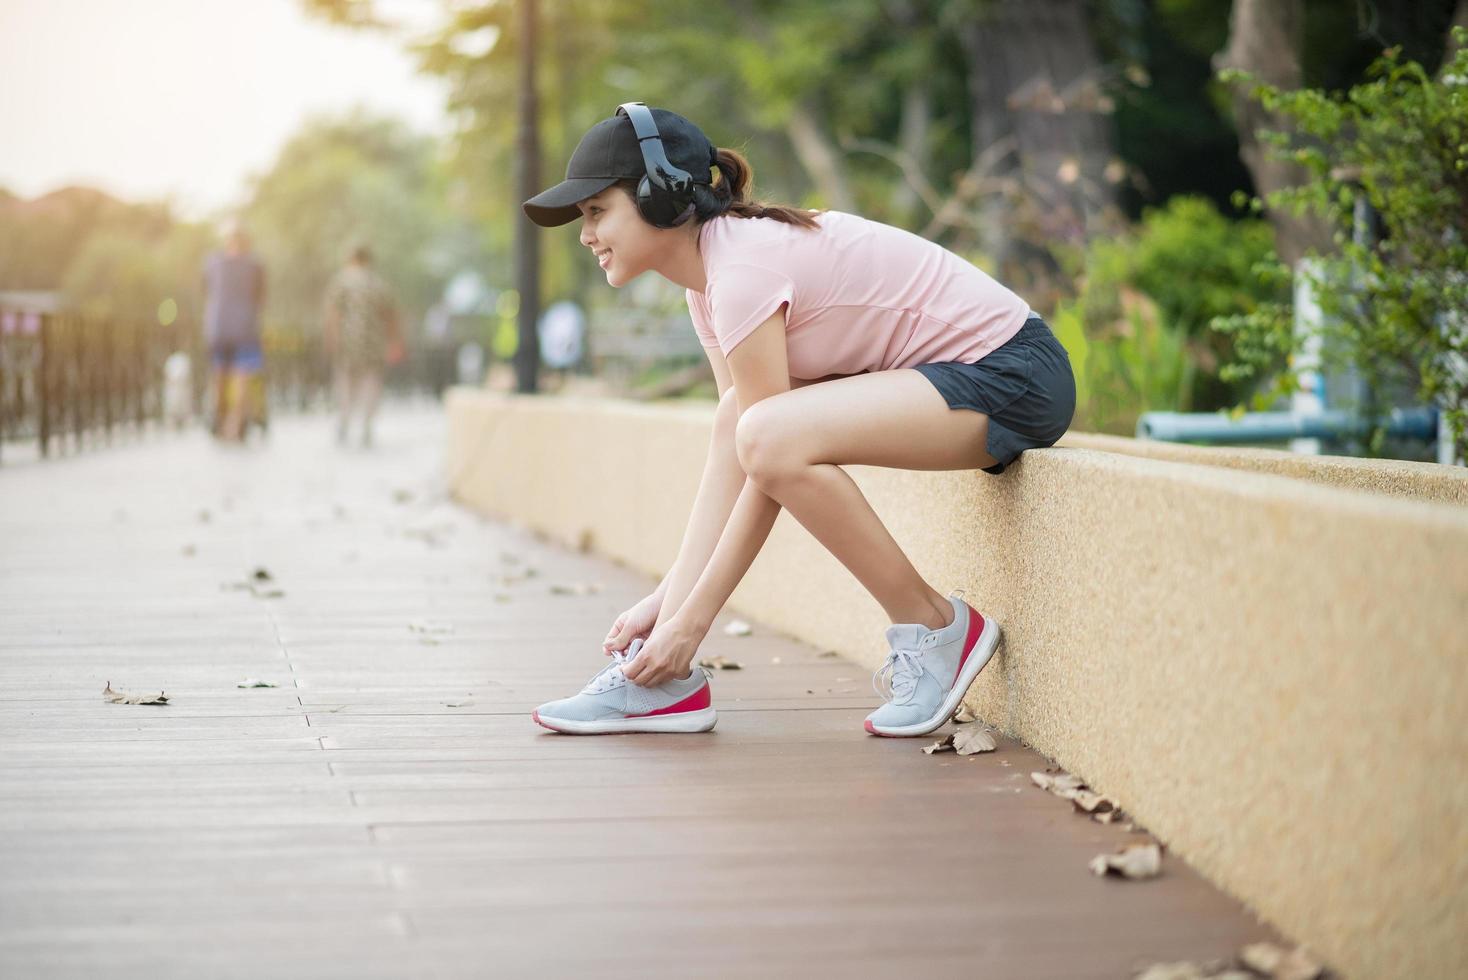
<box><xmin>622</xmin><ymin>614</ymin><xmax>706</xmax><ymax>688</ymax></box>
<box><xmin>603</xmin><ymin>592</ymin><xmax>662</xmax><ymax>655</ymax></box>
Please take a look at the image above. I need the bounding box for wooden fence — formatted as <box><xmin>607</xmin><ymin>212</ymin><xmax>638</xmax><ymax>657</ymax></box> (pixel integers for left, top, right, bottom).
<box><xmin>0</xmin><ymin>310</ymin><xmax>451</xmax><ymax>464</ymax></box>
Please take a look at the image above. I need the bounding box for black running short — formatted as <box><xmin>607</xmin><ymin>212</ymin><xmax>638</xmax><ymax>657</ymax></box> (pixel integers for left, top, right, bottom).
<box><xmin>912</xmin><ymin>315</ymin><xmax>1077</xmax><ymax>475</ymax></box>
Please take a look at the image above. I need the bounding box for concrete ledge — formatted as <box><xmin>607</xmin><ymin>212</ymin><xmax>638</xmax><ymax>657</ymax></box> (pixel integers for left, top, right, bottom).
<box><xmin>1059</xmin><ymin>430</ymin><xmax>1468</xmax><ymax>507</ymax></box>
<box><xmin>446</xmin><ymin>388</ymin><xmax>1468</xmax><ymax>980</ymax></box>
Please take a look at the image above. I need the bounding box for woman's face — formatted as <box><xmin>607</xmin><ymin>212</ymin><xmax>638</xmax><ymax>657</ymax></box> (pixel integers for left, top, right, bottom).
<box><xmin>576</xmin><ymin>187</ymin><xmax>662</xmax><ymax>287</ymax></box>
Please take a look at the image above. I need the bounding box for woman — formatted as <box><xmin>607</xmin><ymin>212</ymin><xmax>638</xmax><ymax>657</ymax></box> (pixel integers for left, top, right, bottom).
<box><xmin>524</xmin><ymin>104</ymin><xmax>1075</xmax><ymax>738</ymax></box>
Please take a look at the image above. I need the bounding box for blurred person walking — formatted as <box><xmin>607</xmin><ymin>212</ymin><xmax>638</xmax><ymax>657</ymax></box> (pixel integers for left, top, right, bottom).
<box><xmin>323</xmin><ymin>243</ymin><xmax>404</xmax><ymax>449</ymax></box>
<box><xmin>201</xmin><ymin>222</ymin><xmax>267</xmax><ymax>442</ymax></box>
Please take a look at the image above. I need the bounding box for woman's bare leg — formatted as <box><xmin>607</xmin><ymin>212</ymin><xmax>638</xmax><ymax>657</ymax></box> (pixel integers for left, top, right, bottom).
<box><xmin>735</xmin><ymin>369</ymin><xmax>999</xmax><ymax>631</ymax></box>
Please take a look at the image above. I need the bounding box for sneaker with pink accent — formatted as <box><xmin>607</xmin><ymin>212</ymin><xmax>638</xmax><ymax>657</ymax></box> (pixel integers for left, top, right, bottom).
<box><xmin>864</xmin><ymin>593</ymin><xmax>1000</xmax><ymax>737</ymax></box>
<box><xmin>532</xmin><ymin>638</ymin><xmax>717</xmax><ymax>735</ymax></box>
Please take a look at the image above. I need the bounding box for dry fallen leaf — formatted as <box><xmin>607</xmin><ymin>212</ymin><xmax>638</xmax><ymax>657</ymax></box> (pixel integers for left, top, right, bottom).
<box><xmin>952</xmin><ymin>725</ymin><xmax>997</xmax><ymax>755</ymax></box>
<box><xmin>103</xmin><ymin>682</ymin><xmax>168</xmax><ymax>705</ymax></box>
<box><xmin>952</xmin><ymin>703</ymin><xmax>978</xmax><ymax>723</ymax></box>
<box><xmin>1071</xmin><ymin>789</ymin><xmax>1116</xmax><ymax>815</ymax></box>
<box><xmin>408</xmin><ymin>619</ymin><xmax>455</xmax><ymax>636</ymax></box>
<box><xmin>1135</xmin><ymin>956</ymin><xmax>1279</xmax><ymax>980</ymax></box>
<box><xmin>236</xmin><ymin>678</ymin><xmax>277</xmax><ymax>689</ymax></box>
<box><xmin>1030</xmin><ymin>771</ymin><xmax>1086</xmax><ymax>799</ymax></box>
<box><xmin>698</xmin><ymin>656</ymin><xmax>743</xmax><ymax>671</ymax></box>
<box><xmin>923</xmin><ymin>735</ymin><xmax>955</xmax><ymax>755</ymax></box>
<box><xmin>549</xmin><ymin>582</ymin><xmax>601</xmax><ymax>596</ymax></box>
<box><xmin>1239</xmin><ymin>943</ymin><xmax>1325</xmax><ymax>980</ymax></box>
<box><xmin>1135</xmin><ymin>964</ymin><xmax>1208</xmax><ymax>980</ymax></box>
<box><xmin>403</xmin><ymin>525</ymin><xmax>451</xmax><ymax>548</ymax></box>
<box><xmin>722</xmin><ymin>619</ymin><xmax>752</xmax><ymax>637</ymax></box>
<box><xmin>1089</xmin><ymin>842</ymin><xmax>1161</xmax><ymax>880</ymax></box>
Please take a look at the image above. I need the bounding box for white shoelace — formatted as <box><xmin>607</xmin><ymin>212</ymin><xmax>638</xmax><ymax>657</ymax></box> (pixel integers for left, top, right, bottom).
<box><xmin>582</xmin><ymin>639</ymin><xmax>643</xmax><ymax>695</ymax></box>
<box><xmin>872</xmin><ymin>647</ymin><xmax>924</xmax><ymax>706</ymax></box>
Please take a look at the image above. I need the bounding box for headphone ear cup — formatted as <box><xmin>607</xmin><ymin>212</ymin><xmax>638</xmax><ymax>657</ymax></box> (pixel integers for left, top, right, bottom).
<box><xmin>636</xmin><ymin>175</ymin><xmax>684</xmax><ymax>228</ymax></box>
<box><xmin>634</xmin><ymin>175</ymin><xmax>662</xmax><ymax>226</ymax></box>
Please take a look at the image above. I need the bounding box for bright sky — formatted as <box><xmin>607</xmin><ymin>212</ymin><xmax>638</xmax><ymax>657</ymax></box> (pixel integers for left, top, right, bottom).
<box><xmin>0</xmin><ymin>0</ymin><xmax>452</xmax><ymax>218</ymax></box>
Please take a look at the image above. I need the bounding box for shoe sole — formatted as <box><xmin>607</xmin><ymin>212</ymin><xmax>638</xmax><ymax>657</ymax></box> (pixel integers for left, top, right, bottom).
<box><xmin>532</xmin><ymin>706</ymin><xmax>718</xmax><ymax>735</ymax></box>
<box><xmin>864</xmin><ymin>616</ymin><xmax>1001</xmax><ymax>738</ymax></box>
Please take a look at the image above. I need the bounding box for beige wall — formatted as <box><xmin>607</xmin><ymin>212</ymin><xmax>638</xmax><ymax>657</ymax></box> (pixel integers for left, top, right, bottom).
<box><xmin>447</xmin><ymin>389</ymin><xmax>1468</xmax><ymax>980</ymax></box>
<box><xmin>1059</xmin><ymin>431</ymin><xmax>1468</xmax><ymax>507</ymax></box>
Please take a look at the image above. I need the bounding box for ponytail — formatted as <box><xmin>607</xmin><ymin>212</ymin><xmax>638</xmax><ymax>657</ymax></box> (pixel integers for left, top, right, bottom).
<box><xmin>694</xmin><ymin>147</ymin><xmax>822</xmax><ymax>229</ymax></box>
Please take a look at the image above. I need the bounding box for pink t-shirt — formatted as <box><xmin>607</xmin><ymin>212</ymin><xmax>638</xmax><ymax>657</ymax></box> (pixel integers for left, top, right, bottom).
<box><xmin>685</xmin><ymin>210</ymin><xmax>1030</xmax><ymax>379</ymax></box>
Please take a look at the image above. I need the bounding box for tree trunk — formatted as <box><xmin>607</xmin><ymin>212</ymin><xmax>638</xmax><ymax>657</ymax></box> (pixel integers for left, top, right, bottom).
<box><xmin>785</xmin><ymin>100</ymin><xmax>856</xmax><ymax>212</ymax></box>
<box><xmin>514</xmin><ymin>0</ymin><xmax>541</xmax><ymax>394</ymax></box>
<box><xmin>1215</xmin><ymin>0</ymin><xmax>1330</xmax><ymax>267</ymax></box>
<box><xmin>891</xmin><ymin>83</ymin><xmax>932</xmax><ymax>225</ymax></box>
<box><xmin>883</xmin><ymin>0</ymin><xmax>932</xmax><ymax>226</ymax></box>
<box><xmin>957</xmin><ymin>0</ymin><xmax>1117</xmax><ymax>274</ymax></box>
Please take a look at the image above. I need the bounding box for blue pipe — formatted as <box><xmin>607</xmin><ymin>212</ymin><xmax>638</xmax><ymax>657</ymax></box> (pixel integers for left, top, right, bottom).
<box><xmin>1136</xmin><ymin>407</ymin><xmax>1439</xmax><ymax>444</ymax></box>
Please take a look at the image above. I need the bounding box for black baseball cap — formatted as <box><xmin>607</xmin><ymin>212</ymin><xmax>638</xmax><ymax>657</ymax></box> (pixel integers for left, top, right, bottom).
<box><xmin>522</xmin><ymin>106</ymin><xmax>718</xmax><ymax>227</ymax></box>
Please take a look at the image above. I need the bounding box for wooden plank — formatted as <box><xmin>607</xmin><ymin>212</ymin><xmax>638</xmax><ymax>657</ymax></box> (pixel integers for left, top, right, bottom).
<box><xmin>0</xmin><ymin>408</ymin><xmax>1283</xmax><ymax>978</ymax></box>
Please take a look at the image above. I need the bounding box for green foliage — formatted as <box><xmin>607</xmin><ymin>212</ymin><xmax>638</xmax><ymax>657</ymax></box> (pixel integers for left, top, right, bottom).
<box><xmin>1216</xmin><ymin>30</ymin><xmax>1468</xmax><ymax>459</ymax></box>
<box><xmin>1057</xmin><ymin>194</ymin><xmax>1282</xmax><ymax>433</ymax></box>
<box><xmin>1052</xmin><ymin>293</ymin><xmax>1195</xmax><ymax>435</ymax></box>
<box><xmin>62</xmin><ymin>222</ymin><xmax>213</xmax><ymax>325</ymax></box>
<box><xmin>242</xmin><ymin>111</ymin><xmax>473</xmax><ymax>336</ymax></box>
<box><xmin>0</xmin><ymin>188</ymin><xmax>176</xmax><ymax>297</ymax></box>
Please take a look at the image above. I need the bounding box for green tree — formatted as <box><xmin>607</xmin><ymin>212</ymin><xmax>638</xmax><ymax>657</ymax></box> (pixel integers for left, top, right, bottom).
<box><xmin>61</xmin><ymin>221</ymin><xmax>213</xmax><ymax>325</ymax></box>
<box><xmin>0</xmin><ymin>187</ymin><xmax>173</xmax><ymax>295</ymax></box>
<box><xmin>241</xmin><ymin>111</ymin><xmax>467</xmax><ymax>337</ymax></box>
<box><xmin>1214</xmin><ymin>30</ymin><xmax>1468</xmax><ymax>460</ymax></box>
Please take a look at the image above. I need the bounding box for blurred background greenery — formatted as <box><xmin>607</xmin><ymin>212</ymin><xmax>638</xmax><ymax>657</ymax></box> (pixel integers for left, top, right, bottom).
<box><xmin>2</xmin><ymin>0</ymin><xmax>1464</xmax><ymax>445</ymax></box>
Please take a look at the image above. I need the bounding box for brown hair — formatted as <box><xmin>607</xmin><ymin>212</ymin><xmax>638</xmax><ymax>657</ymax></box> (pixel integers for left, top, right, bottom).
<box><xmin>614</xmin><ymin>146</ymin><xmax>822</xmax><ymax>229</ymax></box>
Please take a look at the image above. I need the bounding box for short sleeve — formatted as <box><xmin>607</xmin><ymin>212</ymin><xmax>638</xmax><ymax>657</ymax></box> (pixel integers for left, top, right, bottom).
<box><xmin>686</xmin><ymin>289</ymin><xmax>718</xmax><ymax>349</ymax></box>
<box><xmin>707</xmin><ymin>262</ymin><xmax>795</xmax><ymax>354</ymax></box>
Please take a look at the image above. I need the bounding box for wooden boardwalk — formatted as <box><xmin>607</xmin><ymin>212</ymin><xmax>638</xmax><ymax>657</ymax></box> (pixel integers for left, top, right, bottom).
<box><xmin>0</xmin><ymin>406</ymin><xmax>1279</xmax><ymax>979</ymax></box>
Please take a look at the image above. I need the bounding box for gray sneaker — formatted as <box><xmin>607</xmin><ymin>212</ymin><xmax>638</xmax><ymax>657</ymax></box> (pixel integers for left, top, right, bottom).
<box><xmin>532</xmin><ymin>638</ymin><xmax>717</xmax><ymax>735</ymax></box>
<box><xmin>864</xmin><ymin>593</ymin><xmax>1000</xmax><ymax>737</ymax></box>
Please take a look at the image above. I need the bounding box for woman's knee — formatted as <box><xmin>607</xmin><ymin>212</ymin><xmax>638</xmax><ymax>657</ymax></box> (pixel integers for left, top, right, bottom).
<box><xmin>734</xmin><ymin>401</ymin><xmax>800</xmax><ymax>487</ymax></box>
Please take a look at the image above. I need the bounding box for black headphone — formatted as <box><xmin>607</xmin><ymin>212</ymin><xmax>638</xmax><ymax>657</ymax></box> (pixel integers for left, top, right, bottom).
<box><xmin>617</xmin><ymin>102</ymin><xmax>698</xmax><ymax>229</ymax></box>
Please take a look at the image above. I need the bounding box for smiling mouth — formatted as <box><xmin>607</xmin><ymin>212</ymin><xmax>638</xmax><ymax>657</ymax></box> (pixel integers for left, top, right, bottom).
<box><xmin>594</xmin><ymin>249</ymin><xmax>612</xmax><ymax>267</ymax></box>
